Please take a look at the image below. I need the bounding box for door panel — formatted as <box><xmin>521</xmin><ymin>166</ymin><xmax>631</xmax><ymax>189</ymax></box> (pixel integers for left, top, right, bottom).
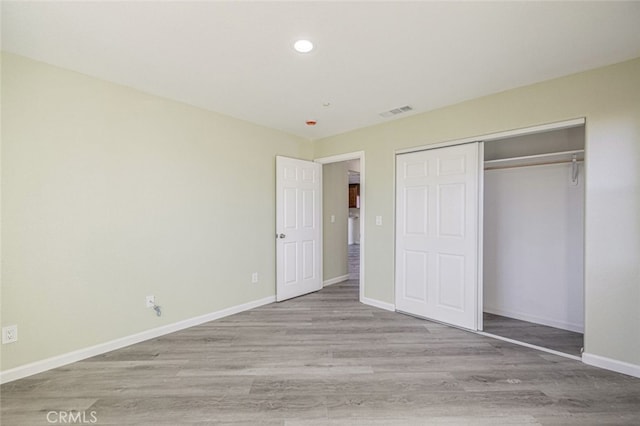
<box><xmin>437</xmin><ymin>253</ymin><xmax>465</xmax><ymax>310</ymax></box>
<box><xmin>438</xmin><ymin>183</ymin><xmax>465</xmax><ymax>237</ymax></box>
<box><xmin>395</xmin><ymin>143</ymin><xmax>479</xmax><ymax>330</ymax></box>
<box><xmin>405</xmin><ymin>187</ymin><xmax>428</xmax><ymax>235</ymax></box>
<box><xmin>276</xmin><ymin>156</ymin><xmax>322</xmax><ymax>301</ymax></box>
<box><xmin>404</xmin><ymin>251</ymin><xmax>428</xmax><ymax>302</ymax></box>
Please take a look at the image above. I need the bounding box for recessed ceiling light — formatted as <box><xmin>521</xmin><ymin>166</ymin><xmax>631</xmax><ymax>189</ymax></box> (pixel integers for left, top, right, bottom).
<box><xmin>294</xmin><ymin>39</ymin><xmax>314</xmax><ymax>53</ymax></box>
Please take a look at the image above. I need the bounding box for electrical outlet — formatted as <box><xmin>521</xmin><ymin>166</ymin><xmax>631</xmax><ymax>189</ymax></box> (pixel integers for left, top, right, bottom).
<box><xmin>251</xmin><ymin>272</ymin><xmax>259</xmax><ymax>283</ymax></box>
<box><xmin>145</xmin><ymin>295</ymin><xmax>155</xmax><ymax>308</ymax></box>
<box><xmin>2</xmin><ymin>325</ymin><xmax>18</xmax><ymax>344</ymax></box>
<box><xmin>376</xmin><ymin>215</ymin><xmax>383</xmax><ymax>226</ymax></box>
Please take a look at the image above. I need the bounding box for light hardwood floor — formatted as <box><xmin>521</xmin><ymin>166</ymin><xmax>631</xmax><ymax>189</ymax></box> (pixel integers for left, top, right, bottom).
<box><xmin>348</xmin><ymin>243</ymin><xmax>359</xmax><ymax>280</ymax></box>
<box><xmin>483</xmin><ymin>313</ymin><xmax>584</xmax><ymax>357</ymax></box>
<box><xmin>2</xmin><ymin>280</ymin><xmax>639</xmax><ymax>425</ymax></box>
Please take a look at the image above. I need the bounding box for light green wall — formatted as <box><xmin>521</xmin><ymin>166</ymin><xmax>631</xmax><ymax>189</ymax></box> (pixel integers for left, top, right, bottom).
<box><xmin>0</xmin><ymin>53</ymin><xmax>311</xmax><ymax>370</ymax></box>
<box><xmin>314</xmin><ymin>57</ymin><xmax>640</xmax><ymax>367</ymax></box>
<box><xmin>322</xmin><ymin>162</ymin><xmax>348</xmax><ymax>281</ymax></box>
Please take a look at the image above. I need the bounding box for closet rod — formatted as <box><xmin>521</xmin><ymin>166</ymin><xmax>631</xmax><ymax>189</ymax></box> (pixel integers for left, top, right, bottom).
<box><xmin>485</xmin><ymin>149</ymin><xmax>584</xmax><ymax>164</ymax></box>
<box><xmin>484</xmin><ymin>158</ymin><xmax>583</xmax><ymax>171</ymax></box>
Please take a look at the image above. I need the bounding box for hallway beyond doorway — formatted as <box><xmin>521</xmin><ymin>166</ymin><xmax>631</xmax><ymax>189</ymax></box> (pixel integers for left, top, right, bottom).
<box><xmin>348</xmin><ymin>243</ymin><xmax>360</xmax><ymax>281</ymax></box>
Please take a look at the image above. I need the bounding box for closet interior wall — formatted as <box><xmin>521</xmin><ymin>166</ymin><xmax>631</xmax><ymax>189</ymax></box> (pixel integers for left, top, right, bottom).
<box><xmin>483</xmin><ymin>126</ymin><xmax>585</xmax><ymax>333</ymax></box>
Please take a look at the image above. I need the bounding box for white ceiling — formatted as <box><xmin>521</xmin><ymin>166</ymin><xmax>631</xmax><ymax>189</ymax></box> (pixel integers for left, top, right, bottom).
<box><xmin>3</xmin><ymin>1</ymin><xmax>640</xmax><ymax>140</ymax></box>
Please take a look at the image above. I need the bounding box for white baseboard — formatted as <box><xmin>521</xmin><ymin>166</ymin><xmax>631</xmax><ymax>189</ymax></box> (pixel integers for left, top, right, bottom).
<box><xmin>361</xmin><ymin>296</ymin><xmax>395</xmax><ymax>312</ymax></box>
<box><xmin>323</xmin><ymin>274</ymin><xmax>350</xmax><ymax>287</ymax></box>
<box><xmin>484</xmin><ymin>306</ymin><xmax>584</xmax><ymax>333</ymax></box>
<box><xmin>582</xmin><ymin>352</ymin><xmax>640</xmax><ymax>379</ymax></box>
<box><xmin>0</xmin><ymin>295</ymin><xmax>275</xmax><ymax>384</ymax></box>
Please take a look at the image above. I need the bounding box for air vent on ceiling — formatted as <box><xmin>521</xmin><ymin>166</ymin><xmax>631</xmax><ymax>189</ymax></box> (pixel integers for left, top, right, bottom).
<box><xmin>379</xmin><ymin>105</ymin><xmax>413</xmax><ymax>118</ymax></box>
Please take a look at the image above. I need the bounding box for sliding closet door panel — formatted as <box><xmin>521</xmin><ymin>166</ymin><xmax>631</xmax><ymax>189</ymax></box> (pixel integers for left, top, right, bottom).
<box><xmin>396</xmin><ymin>143</ymin><xmax>479</xmax><ymax>330</ymax></box>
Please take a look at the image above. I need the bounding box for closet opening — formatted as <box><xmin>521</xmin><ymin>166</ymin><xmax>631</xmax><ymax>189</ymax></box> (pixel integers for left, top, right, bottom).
<box><xmin>481</xmin><ymin>125</ymin><xmax>585</xmax><ymax>357</ymax></box>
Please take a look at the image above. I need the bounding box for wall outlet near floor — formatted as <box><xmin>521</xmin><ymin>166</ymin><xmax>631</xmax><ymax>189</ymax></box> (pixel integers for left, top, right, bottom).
<box><xmin>375</xmin><ymin>215</ymin><xmax>383</xmax><ymax>226</ymax></box>
<box><xmin>251</xmin><ymin>272</ymin><xmax>259</xmax><ymax>283</ymax></box>
<box><xmin>2</xmin><ymin>325</ymin><xmax>18</xmax><ymax>344</ymax></box>
<box><xmin>145</xmin><ymin>295</ymin><xmax>155</xmax><ymax>308</ymax></box>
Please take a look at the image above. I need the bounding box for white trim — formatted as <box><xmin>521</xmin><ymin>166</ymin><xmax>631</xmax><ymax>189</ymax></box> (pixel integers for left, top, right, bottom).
<box><xmin>477</xmin><ymin>141</ymin><xmax>485</xmax><ymax>331</ymax></box>
<box><xmin>0</xmin><ymin>295</ymin><xmax>275</xmax><ymax>384</ymax></box>
<box><xmin>315</xmin><ymin>151</ymin><xmax>366</xmax><ymax>304</ymax></box>
<box><xmin>478</xmin><ymin>331</ymin><xmax>582</xmax><ymax>361</ymax></box>
<box><xmin>396</xmin><ymin>117</ymin><xmax>586</xmax><ymax>154</ymax></box>
<box><xmin>323</xmin><ymin>274</ymin><xmax>350</xmax><ymax>287</ymax></box>
<box><xmin>315</xmin><ymin>151</ymin><xmax>365</xmax><ymax>165</ymax></box>
<box><xmin>318</xmin><ymin>163</ymin><xmax>324</xmax><ymax>294</ymax></box>
<box><xmin>361</xmin><ymin>296</ymin><xmax>395</xmax><ymax>312</ymax></box>
<box><xmin>484</xmin><ymin>307</ymin><xmax>584</xmax><ymax>334</ymax></box>
<box><xmin>583</xmin><ymin>352</ymin><xmax>640</xmax><ymax>379</ymax></box>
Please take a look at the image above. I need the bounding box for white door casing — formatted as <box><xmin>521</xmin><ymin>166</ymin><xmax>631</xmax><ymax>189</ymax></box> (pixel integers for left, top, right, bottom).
<box><xmin>395</xmin><ymin>142</ymin><xmax>479</xmax><ymax>330</ymax></box>
<box><xmin>276</xmin><ymin>156</ymin><xmax>322</xmax><ymax>302</ymax></box>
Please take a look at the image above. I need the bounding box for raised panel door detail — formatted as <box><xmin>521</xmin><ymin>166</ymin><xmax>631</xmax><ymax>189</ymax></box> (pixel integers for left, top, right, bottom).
<box><xmin>403</xmin><ymin>251</ymin><xmax>428</xmax><ymax>302</ymax></box>
<box><xmin>405</xmin><ymin>161</ymin><xmax>428</xmax><ymax>178</ymax></box>
<box><xmin>405</xmin><ymin>187</ymin><xmax>428</xmax><ymax>236</ymax></box>
<box><xmin>302</xmin><ymin>189</ymin><xmax>315</xmax><ymax>229</ymax></box>
<box><xmin>437</xmin><ymin>253</ymin><xmax>465</xmax><ymax>311</ymax></box>
<box><xmin>301</xmin><ymin>167</ymin><xmax>316</xmax><ymax>182</ymax></box>
<box><xmin>437</xmin><ymin>155</ymin><xmax>466</xmax><ymax>176</ymax></box>
<box><xmin>438</xmin><ymin>183</ymin><xmax>465</xmax><ymax>238</ymax></box>
<box><xmin>284</xmin><ymin>165</ymin><xmax>298</xmax><ymax>181</ymax></box>
<box><xmin>283</xmin><ymin>187</ymin><xmax>298</xmax><ymax>230</ymax></box>
<box><xmin>283</xmin><ymin>242</ymin><xmax>298</xmax><ymax>285</ymax></box>
<box><xmin>302</xmin><ymin>240</ymin><xmax>315</xmax><ymax>280</ymax></box>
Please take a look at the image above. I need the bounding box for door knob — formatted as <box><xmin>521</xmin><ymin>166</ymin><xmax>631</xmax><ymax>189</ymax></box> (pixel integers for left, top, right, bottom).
<box><xmin>278</xmin><ymin>233</ymin><xmax>286</xmax><ymax>239</ymax></box>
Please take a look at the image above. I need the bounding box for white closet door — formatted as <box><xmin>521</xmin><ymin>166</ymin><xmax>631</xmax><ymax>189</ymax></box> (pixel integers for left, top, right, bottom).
<box><xmin>395</xmin><ymin>143</ymin><xmax>479</xmax><ymax>330</ymax></box>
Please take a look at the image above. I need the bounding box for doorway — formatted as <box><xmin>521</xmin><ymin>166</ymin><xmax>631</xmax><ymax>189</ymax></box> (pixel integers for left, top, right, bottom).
<box><xmin>316</xmin><ymin>152</ymin><xmax>365</xmax><ymax>302</ymax></box>
<box><xmin>348</xmin><ymin>166</ymin><xmax>361</xmax><ymax>281</ymax></box>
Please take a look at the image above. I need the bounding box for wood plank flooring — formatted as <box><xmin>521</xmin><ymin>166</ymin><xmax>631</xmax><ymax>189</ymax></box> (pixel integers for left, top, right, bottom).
<box><xmin>348</xmin><ymin>243</ymin><xmax>359</xmax><ymax>280</ymax></box>
<box><xmin>2</xmin><ymin>280</ymin><xmax>640</xmax><ymax>425</ymax></box>
<box><xmin>483</xmin><ymin>313</ymin><xmax>584</xmax><ymax>357</ymax></box>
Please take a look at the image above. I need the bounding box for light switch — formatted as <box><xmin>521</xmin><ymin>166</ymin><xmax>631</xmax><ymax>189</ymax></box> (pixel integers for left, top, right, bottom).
<box><xmin>330</xmin><ymin>215</ymin><xmax>335</xmax><ymax>223</ymax></box>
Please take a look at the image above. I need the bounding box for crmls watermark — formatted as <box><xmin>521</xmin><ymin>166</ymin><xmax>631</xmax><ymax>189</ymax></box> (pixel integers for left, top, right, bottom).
<box><xmin>46</xmin><ymin>410</ymin><xmax>98</xmax><ymax>424</ymax></box>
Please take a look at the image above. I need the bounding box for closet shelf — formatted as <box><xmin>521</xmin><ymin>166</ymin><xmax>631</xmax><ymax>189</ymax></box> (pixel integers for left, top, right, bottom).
<box><xmin>484</xmin><ymin>149</ymin><xmax>584</xmax><ymax>170</ymax></box>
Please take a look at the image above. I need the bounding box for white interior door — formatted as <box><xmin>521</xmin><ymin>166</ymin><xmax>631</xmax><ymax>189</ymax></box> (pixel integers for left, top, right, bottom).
<box><xmin>276</xmin><ymin>156</ymin><xmax>322</xmax><ymax>302</ymax></box>
<box><xmin>395</xmin><ymin>142</ymin><xmax>480</xmax><ymax>330</ymax></box>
